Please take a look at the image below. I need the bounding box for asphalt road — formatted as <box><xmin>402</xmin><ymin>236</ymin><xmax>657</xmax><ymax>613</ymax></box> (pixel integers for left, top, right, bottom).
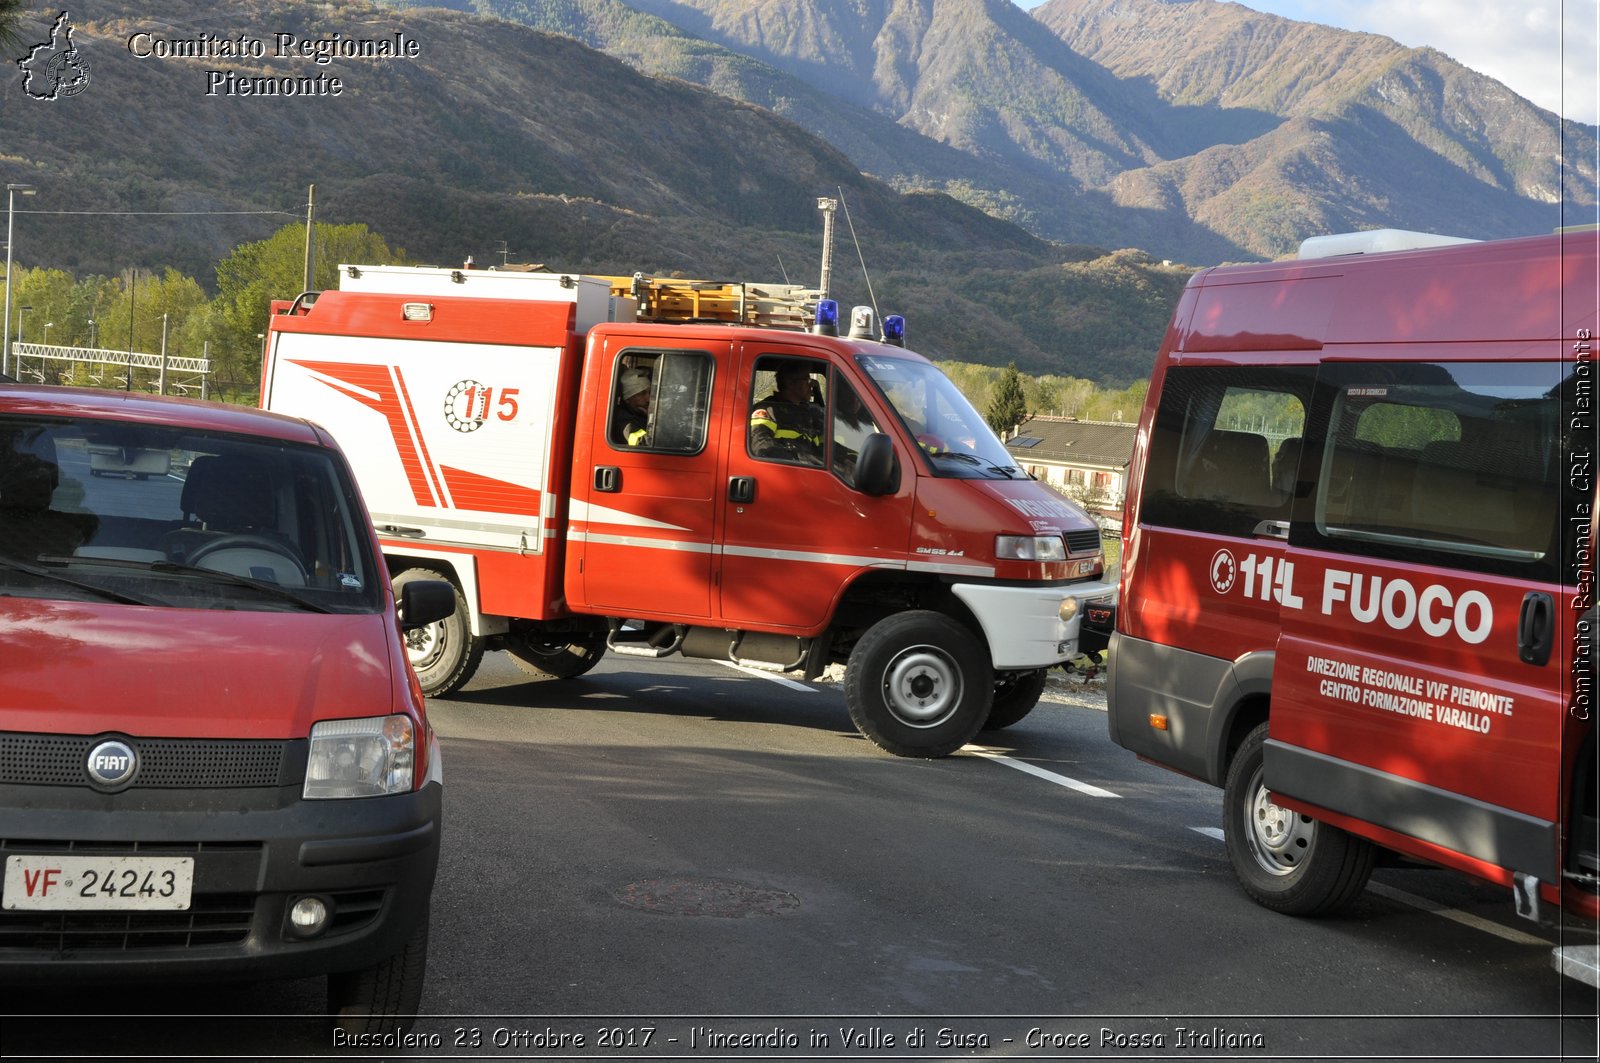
<box><xmin>3</xmin><ymin>651</ymin><xmax>1597</xmax><ymax>1061</ymax></box>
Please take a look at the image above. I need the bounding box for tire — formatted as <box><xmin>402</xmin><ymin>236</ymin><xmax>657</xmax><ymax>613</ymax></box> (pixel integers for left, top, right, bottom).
<box><xmin>982</xmin><ymin>668</ymin><xmax>1048</xmax><ymax>731</ymax></box>
<box><xmin>394</xmin><ymin>568</ymin><xmax>482</xmax><ymax>697</ymax></box>
<box><xmin>328</xmin><ymin>916</ymin><xmax>428</xmax><ymax>1038</ymax></box>
<box><xmin>844</xmin><ymin>610</ymin><xmax>993</xmax><ymax>758</ymax></box>
<box><xmin>506</xmin><ymin>629</ymin><xmax>607</xmax><ymax>680</ymax></box>
<box><xmin>1223</xmin><ymin>722</ymin><xmax>1375</xmax><ymax>915</ymax></box>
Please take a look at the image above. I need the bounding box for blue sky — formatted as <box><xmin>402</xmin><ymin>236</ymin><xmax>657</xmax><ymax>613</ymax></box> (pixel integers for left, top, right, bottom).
<box><xmin>1014</xmin><ymin>0</ymin><xmax>1598</xmax><ymax>125</ymax></box>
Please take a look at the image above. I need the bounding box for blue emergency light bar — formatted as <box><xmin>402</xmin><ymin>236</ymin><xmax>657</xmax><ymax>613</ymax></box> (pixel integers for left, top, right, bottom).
<box><xmin>883</xmin><ymin>315</ymin><xmax>905</xmax><ymax>346</ymax></box>
<box><xmin>813</xmin><ymin>299</ymin><xmax>839</xmax><ymax>336</ymax></box>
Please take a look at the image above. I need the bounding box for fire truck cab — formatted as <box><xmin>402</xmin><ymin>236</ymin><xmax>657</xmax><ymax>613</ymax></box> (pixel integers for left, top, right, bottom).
<box><xmin>1106</xmin><ymin>227</ymin><xmax>1598</xmax><ymax>983</ymax></box>
<box><xmin>262</xmin><ymin>265</ymin><xmax>1113</xmax><ymax>758</ymax></box>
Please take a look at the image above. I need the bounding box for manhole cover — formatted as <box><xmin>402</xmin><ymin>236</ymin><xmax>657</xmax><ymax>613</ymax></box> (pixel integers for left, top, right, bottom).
<box><xmin>614</xmin><ymin>878</ymin><xmax>800</xmax><ymax>918</ymax></box>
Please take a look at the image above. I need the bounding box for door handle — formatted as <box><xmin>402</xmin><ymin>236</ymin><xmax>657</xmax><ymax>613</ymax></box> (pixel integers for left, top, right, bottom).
<box><xmin>728</xmin><ymin>476</ymin><xmax>756</xmax><ymax>504</ymax></box>
<box><xmin>1518</xmin><ymin>591</ymin><xmax>1554</xmax><ymax>666</ymax></box>
<box><xmin>594</xmin><ymin>466</ymin><xmax>620</xmax><ymax>493</ymax></box>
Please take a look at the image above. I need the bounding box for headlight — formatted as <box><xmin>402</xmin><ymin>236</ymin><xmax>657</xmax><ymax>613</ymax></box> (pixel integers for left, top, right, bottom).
<box><xmin>995</xmin><ymin>535</ymin><xmax>1066</xmax><ymax>561</ymax></box>
<box><xmin>304</xmin><ymin>715</ymin><xmax>415</xmax><ymax>799</ymax></box>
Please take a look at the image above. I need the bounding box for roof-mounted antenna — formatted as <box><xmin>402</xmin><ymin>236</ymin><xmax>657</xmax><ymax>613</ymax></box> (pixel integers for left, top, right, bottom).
<box><xmin>837</xmin><ymin>187</ymin><xmax>880</xmax><ymax>329</ymax></box>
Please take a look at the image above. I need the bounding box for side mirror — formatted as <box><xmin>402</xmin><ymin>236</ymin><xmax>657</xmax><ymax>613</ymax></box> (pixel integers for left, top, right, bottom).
<box><xmin>398</xmin><ymin>578</ymin><xmax>456</xmax><ymax>630</ymax></box>
<box><xmin>854</xmin><ymin>433</ymin><xmax>900</xmax><ymax>497</ymax></box>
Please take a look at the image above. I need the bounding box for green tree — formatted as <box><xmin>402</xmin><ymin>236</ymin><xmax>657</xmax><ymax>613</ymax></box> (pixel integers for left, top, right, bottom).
<box><xmin>984</xmin><ymin>361</ymin><xmax>1028</xmax><ymax>434</ymax></box>
<box><xmin>1080</xmin><ymin>379</ymin><xmax>1148</xmax><ymax>423</ymax></box>
<box><xmin>4</xmin><ymin>266</ymin><xmax>76</xmax><ymax>380</ymax></box>
<box><xmin>212</xmin><ymin>222</ymin><xmax>403</xmax><ymax>395</ymax></box>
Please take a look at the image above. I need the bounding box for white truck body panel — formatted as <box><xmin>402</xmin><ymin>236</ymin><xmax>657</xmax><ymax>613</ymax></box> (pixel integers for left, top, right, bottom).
<box><xmin>336</xmin><ymin>264</ymin><xmax>625</xmax><ymax>331</ymax></box>
<box><xmin>263</xmin><ymin>331</ymin><xmax>564</xmax><ymax>556</ymax></box>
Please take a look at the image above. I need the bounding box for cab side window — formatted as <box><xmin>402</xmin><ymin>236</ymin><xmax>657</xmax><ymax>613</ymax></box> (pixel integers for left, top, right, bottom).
<box><xmin>748</xmin><ymin>355</ymin><xmax>827</xmax><ymax>467</ymax></box>
<box><xmin>830</xmin><ymin>377</ymin><xmax>882</xmax><ymax>487</ymax></box>
<box><xmin>607</xmin><ymin>349</ymin><xmax>714</xmax><ymax>454</ymax></box>
<box><xmin>1299</xmin><ymin>361</ymin><xmax>1563</xmax><ymax>582</ymax></box>
<box><xmin>1141</xmin><ymin>366</ymin><xmax>1313</xmax><ymax>537</ymax></box>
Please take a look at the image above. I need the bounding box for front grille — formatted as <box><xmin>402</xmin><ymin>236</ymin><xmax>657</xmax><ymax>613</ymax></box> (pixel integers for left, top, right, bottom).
<box><xmin>0</xmin><ymin>894</ymin><xmax>256</xmax><ymax>951</ymax></box>
<box><xmin>327</xmin><ymin>889</ymin><xmax>386</xmax><ymax>934</ymax></box>
<box><xmin>1064</xmin><ymin>529</ymin><xmax>1103</xmax><ymax>556</ymax></box>
<box><xmin>0</xmin><ymin>839</ymin><xmax>260</xmax><ymax>855</ymax></box>
<box><xmin>0</xmin><ymin>734</ymin><xmax>291</xmax><ymax>789</ymax></box>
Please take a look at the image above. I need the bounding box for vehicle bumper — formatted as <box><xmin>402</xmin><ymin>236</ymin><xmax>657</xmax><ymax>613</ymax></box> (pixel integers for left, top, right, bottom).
<box><xmin>1106</xmin><ymin>631</ymin><xmax>1248</xmax><ymax>786</ymax></box>
<box><xmin>0</xmin><ymin>769</ymin><xmax>441</xmax><ymax>984</ymax></box>
<box><xmin>953</xmin><ymin>578</ymin><xmax>1117</xmax><ymax>670</ymax></box>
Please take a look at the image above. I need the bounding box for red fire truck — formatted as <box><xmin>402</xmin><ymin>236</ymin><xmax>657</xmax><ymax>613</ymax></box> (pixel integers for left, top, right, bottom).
<box><xmin>1105</xmin><ymin>227</ymin><xmax>1598</xmax><ymax>983</ymax></box>
<box><xmin>261</xmin><ymin>265</ymin><xmax>1113</xmax><ymax>757</ymax></box>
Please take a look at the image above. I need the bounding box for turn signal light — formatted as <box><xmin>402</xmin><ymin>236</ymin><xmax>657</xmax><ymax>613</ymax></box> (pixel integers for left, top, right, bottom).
<box><xmin>1149</xmin><ymin>714</ymin><xmax>1169</xmax><ymax>731</ymax></box>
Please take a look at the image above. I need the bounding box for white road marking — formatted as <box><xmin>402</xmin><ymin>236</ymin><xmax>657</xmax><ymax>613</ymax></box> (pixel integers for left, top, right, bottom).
<box><xmin>1364</xmin><ymin>882</ymin><xmax>1553</xmax><ymax>946</ymax></box>
<box><xmin>1189</xmin><ymin>827</ymin><xmax>1552</xmax><ymax>946</ymax></box>
<box><xmin>713</xmin><ymin>660</ymin><xmax>817</xmax><ymax>693</ymax></box>
<box><xmin>964</xmin><ymin>746</ymin><xmax>1121</xmax><ymax>797</ymax></box>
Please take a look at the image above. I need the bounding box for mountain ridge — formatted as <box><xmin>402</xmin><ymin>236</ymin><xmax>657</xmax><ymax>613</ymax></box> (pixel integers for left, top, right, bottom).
<box><xmin>482</xmin><ymin>0</ymin><xmax>1595</xmax><ymax>257</ymax></box>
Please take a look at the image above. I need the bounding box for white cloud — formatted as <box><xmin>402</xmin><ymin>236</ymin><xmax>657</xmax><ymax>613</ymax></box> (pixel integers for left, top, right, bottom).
<box><xmin>1015</xmin><ymin>0</ymin><xmax>1599</xmax><ymax>124</ymax></box>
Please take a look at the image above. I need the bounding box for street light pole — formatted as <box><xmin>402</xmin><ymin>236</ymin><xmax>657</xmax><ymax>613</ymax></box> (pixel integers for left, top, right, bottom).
<box><xmin>3</xmin><ymin>183</ymin><xmax>38</xmax><ymax>378</ymax></box>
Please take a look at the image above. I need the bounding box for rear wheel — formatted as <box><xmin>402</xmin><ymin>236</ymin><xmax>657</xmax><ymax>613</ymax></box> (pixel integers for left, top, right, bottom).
<box><xmin>506</xmin><ymin>629</ymin><xmax>607</xmax><ymax>679</ymax></box>
<box><xmin>845</xmin><ymin>610</ymin><xmax>992</xmax><ymax>758</ymax></box>
<box><xmin>394</xmin><ymin>568</ymin><xmax>482</xmax><ymax>697</ymax></box>
<box><xmin>982</xmin><ymin>668</ymin><xmax>1048</xmax><ymax>731</ymax></box>
<box><xmin>328</xmin><ymin>917</ymin><xmax>428</xmax><ymax>1038</ymax></box>
<box><xmin>1223</xmin><ymin>722</ymin><xmax>1375</xmax><ymax>915</ymax></box>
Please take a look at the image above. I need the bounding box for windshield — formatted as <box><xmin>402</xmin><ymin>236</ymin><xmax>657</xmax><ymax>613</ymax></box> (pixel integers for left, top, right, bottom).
<box><xmin>856</xmin><ymin>354</ymin><xmax>1025</xmax><ymax>479</ymax></box>
<box><xmin>0</xmin><ymin>415</ymin><xmax>383</xmax><ymax>613</ymax></box>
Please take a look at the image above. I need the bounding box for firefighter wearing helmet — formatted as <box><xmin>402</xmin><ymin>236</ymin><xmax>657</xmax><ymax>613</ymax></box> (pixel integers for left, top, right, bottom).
<box><xmin>612</xmin><ymin>367</ymin><xmax>652</xmax><ymax>446</ymax></box>
<box><xmin>750</xmin><ymin>361</ymin><xmax>824</xmax><ymax>464</ymax></box>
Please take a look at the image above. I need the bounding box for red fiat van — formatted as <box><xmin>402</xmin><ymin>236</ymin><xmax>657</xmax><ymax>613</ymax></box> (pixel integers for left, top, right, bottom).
<box><xmin>0</xmin><ymin>385</ymin><xmax>453</xmax><ymax>1032</ymax></box>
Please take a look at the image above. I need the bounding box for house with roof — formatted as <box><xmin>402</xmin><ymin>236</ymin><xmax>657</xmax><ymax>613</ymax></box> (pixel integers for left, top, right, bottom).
<box><xmin>1004</xmin><ymin>416</ymin><xmax>1137</xmax><ymax>530</ymax></box>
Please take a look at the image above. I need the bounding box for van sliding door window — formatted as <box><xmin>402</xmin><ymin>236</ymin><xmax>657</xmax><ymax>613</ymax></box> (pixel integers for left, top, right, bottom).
<box><xmin>607</xmin><ymin>349</ymin><xmax>714</xmax><ymax>454</ymax></box>
<box><xmin>1301</xmin><ymin>362</ymin><xmax>1563</xmax><ymax>582</ymax></box>
<box><xmin>1139</xmin><ymin>366</ymin><xmax>1314</xmax><ymax>537</ymax></box>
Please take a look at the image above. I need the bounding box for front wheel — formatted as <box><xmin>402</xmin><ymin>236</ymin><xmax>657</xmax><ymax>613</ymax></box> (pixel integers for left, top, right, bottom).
<box><xmin>394</xmin><ymin>568</ymin><xmax>482</xmax><ymax>698</ymax></box>
<box><xmin>1223</xmin><ymin>722</ymin><xmax>1375</xmax><ymax>915</ymax></box>
<box><xmin>844</xmin><ymin>610</ymin><xmax>992</xmax><ymax>758</ymax></box>
<box><xmin>982</xmin><ymin>668</ymin><xmax>1048</xmax><ymax>731</ymax></box>
<box><xmin>328</xmin><ymin>917</ymin><xmax>428</xmax><ymax>1037</ymax></box>
<box><xmin>506</xmin><ymin>629</ymin><xmax>607</xmax><ymax>679</ymax></box>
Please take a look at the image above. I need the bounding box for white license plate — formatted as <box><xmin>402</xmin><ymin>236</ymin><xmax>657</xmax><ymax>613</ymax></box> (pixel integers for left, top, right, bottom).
<box><xmin>3</xmin><ymin>855</ymin><xmax>194</xmax><ymax>911</ymax></box>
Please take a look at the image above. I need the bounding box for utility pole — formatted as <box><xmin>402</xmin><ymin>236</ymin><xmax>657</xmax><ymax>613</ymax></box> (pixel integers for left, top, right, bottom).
<box><xmin>302</xmin><ymin>184</ymin><xmax>316</xmax><ymax>293</ymax></box>
<box><xmin>158</xmin><ymin>312</ymin><xmax>168</xmax><ymax>395</ymax></box>
<box><xmin>816</xmin><ymin>197</ymin><xmax>838</xmax><ymax>301</ymax></box>
<box><xmin>124</xmin><ymin>268</ymin><xmax>135</xmax><ymax>392</ymax></box>
<box><xmin>4</xmin><ymin>183</ymin><xmax>37</xmax><ymax>377</ymax></box>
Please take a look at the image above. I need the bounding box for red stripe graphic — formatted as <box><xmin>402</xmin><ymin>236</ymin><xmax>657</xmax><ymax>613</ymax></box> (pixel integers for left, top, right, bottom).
<box><xmin>288</xmin><ymin>359</ymin><xmax>440</xmax><ymax>507</ymax></box>
<box><xmin>441</xmin><ymin>465</ymin><xmax>542</xmax><ymax>516</ymax></box>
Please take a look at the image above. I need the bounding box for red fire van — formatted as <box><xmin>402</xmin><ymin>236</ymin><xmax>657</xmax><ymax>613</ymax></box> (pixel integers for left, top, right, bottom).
<box><xmin>1106</xmin><ymin>228</ymin><xmax>1597</xmax><ymax>981</ymax></box>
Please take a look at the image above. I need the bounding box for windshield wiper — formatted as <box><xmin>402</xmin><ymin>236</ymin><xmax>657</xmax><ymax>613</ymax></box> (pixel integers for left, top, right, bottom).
<box><xmin>0</xmin><ymin>556</ymin><xmax>164</xmax><ymax>606</ymax></box>
<box><xmin>147</xmin><ymin>561</ymin><xmax>336</xmax><ymax>612</ymax></box>
<box><xmin>34</xmin><ymin>555</ymin><xmax>334</xmax><ymax>613</ymax></box>
<box><xmin>927</xmin><ymin>451</ymin><xmax>1023</xmax><ymax>478</ymax></box>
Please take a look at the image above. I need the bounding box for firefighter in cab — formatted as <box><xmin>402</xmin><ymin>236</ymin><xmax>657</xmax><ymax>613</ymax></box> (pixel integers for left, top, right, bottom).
<box><xmin>612</xmin><ymin>367</ymin><xmax>652</xmax><ymax>447</ymax></box>
<box><xmin>750</xmin><ymin>361</ymin><xmax>824</xmax><ymax>465</ymax></box>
